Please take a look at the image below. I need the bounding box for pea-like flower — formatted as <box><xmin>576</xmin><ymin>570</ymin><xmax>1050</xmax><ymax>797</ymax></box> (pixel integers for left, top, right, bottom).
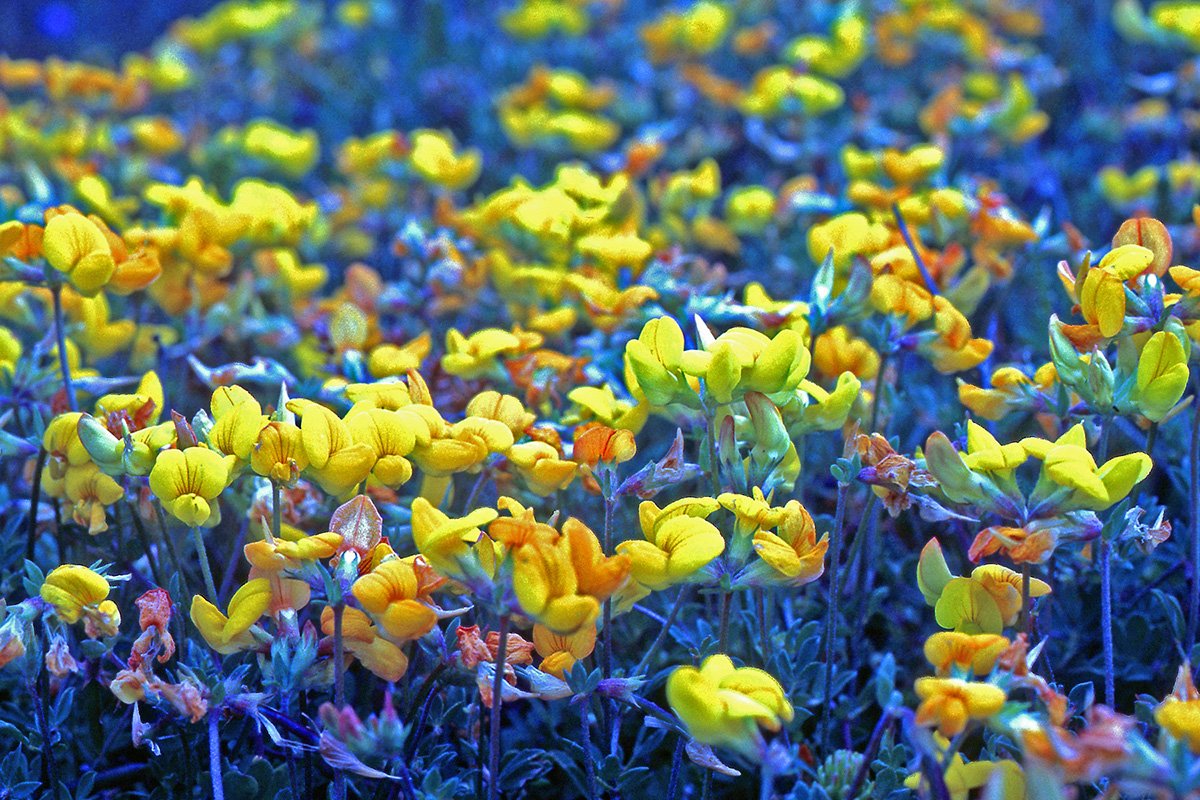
<box><xmin>289</xmin><ymin>400</ymin><xmax>376</xmax><ymax>497</ymax></box>
<box><xmin>190</xmin><ymin>579</ymin><xmax>271</xmax><ymax>654</ymax></box>
<box><xmin>914</xmin><ymin>677</ymin><xmax>1007</xmax><ymax>737</ymax></box>
<box><xmin>746</xmin><ymin>500</ymin><xmax>828</xmax><ymax>587</ymax></box>
<box><xmin>250</xmin><ymin>420</ymin><xmax>308</xmax><ymax>486</ymax></box>
<box><xmin>410</xmin><ymin>497</ymin><xmax>499</xmax><ymax>583</ymax></box>
<box><xmin>352</xmin><ymin>560</ymin><xmax>439</xmax><ymax>643</ymax></box>
<box><xmin>617</xmin><ymin>497</ymin><xmax>724</xmax><ymax>592</ymax></box>
<box><xmin>666</xmin><ymin>654</ymin><xmax>794</xmax><ymax>758</ymax></box>
<box><xmin>41</xmin><ymin>565</ymin><xmax>114</xmax><ymax>627</ymax></box>
<box><xmin>42</xmin><ymin>210</ymin><xmax>116</xmax><ymax>296</ymax></box>
<box><xmin>148</xmin><ymin>446</ymin><xmax>229</xmax><ymax>528</ymax></box>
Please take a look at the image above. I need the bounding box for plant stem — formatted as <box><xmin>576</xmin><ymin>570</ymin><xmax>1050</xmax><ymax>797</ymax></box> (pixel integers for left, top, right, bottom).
<box><xmin>868</xmin><ymin>348</ymin><xmax>891</xmax><ymax>435</ymax></box>
<box><xmin>333</xmin><ymin>602</ymin><xmax>347</xmax><ymax>800</ymax></box>
<box><xmin>281</xmin><ymin>691</ymin><xmax>302</xmax><ymax>800</ymax></box>
<box><xmin>1096</xmin><ymin>413</ymin><xmax>1115</xmax><ymax>709</ymax></box>
<box><xmin>718</xmin><ymin>590</ymin><xmax>732</xmax><ymax>652</ymax></box>
<box><xmin>666</xmin><ymin>735</ymin><xmax>685</xmax><ymax>800</ymax></box>
<box><xmin>821</xmin><ymin>478</ymin><xmax>850</xmax><ymax>757</ymax></box>
<box><xmin>1189</xmin><ymin>381</ymin><xmax>1200</xmax><ymax>650</ymax></box>
<box><xmin>191</xmin><ymin>526</ymin><xmax>219</xmax><ymax>601</ymax></box>
<box><xmin>580</xmin><ymin>701</ymin><xmax>599</xmax><ymax>800</ymax></box>
<box><xmin>488</xmin><ymin>615</ymin><xmax>510</xmax><ymax>800</ymax></box>
<box><xmin>128</xmin><ymin>500</ymin><xmax>164</xmax><ymax>589</ymax></box>
<box><xmin>208</xmin><ymin>709</ymin><xmax>225</xmax><ymax>800</ymax></box>
<box><xmin>29</xmin><ymin>670</ymin><xmax>60</xmax><ymax>798</ymax></box>
<box><xmin>1020</xmin><ymin>562</ymin><xmax>1031</xmax><ymax>638</ymax></box>
<box><xmin>845</xmin><ymin>711</ymin><xmax>893</xmax><ymax>800</ymax></box>
<box><xmin>26</xmin><ymin>447</ymin><xmax>47</xmax><ymax>561</ymax></box>
<box><xmin>51</xmin><ymin>284</ymin><xmax>78</xmax><ymax>413</ymax></box>
<box><xmin>272</xmin><ymin>482</ymin><xmax>283</xmax><ymax>543</ymax></box>
<box><xmin>636</xmin><ymin>585</ymin><xmax>691</xmax><ymax>674</ymax></box>
<box><xmin>755</xmin><ymin>588</ymin><xmax>769</xmax><ymax>668</ymax></box>
<box><xmin>1100</xmin><ymin>538</ymin><xmax>1115</xmax><ymax>708</ymax></box>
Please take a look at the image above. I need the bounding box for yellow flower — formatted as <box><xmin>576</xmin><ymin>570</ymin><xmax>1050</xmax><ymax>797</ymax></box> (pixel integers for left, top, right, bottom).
<box><xmin>625</xmin><ymin>316</ymin><xmax>695</xmax><ymax>407</ymax></box>
<box><xmin>367</xmin><ymin>334</ymin><xmax>431</xmax><ymax>379</ymax></box>
<box><xmin>40</xmin><ymin>565</ymin><xmax>110</xmax><ymax>624</ymax></box>
<box><xmin>923</xmin><ymin>632</ymin><xmax>1010</xmax><ymax>677</ymax></box>
<box><xmin>617</xmin><ymin>498</ymin><xmax>724</xmax><ymax>591</ymax></box>
<box><xmin>490</xmin><ymin>509</ymin><xmax>601</xmax><ymax>635</ymax></box>
<box><xmin>748</xmin><ymin>501</ymin><xmax>828</xmax><ymax>586</ymax></box>
<box><xmin>321</xmin><ymin>606</ymin><xmax>409</xmax><ymax>682</ymax></box>
<box><xmin>1132</xmin><ymin>330</ymin><xmax>1190</xmax><ymax>422</ymax></box>
<box><xmin>725</xmin><ymin>186</ymin><xmax>776</xmax><ymax>234</ymax></box>
<box><xmin>352</xmin><ymin>560</ymin><xmax>439</xmax><ymax>643</ymax></box>
<box><xmin>240</xmin><ymin>119</ymin><xmax>319</xmax><ymax>177</ymax></box>
<box><xmin>680</xmin><ymin>327</ymin><xmax>811</xmax><ymax>405</ymax></box>
<box><xmin>43</xmin><ymin>211</ymin><xmax>115</xmax><ymax>296</ymax></box>
<box><xmin>905</xmin><ymin>749</ymin><xmax>1025</xmax><ymax>800</ymax></box>
<box><xmin>148</xmin><ymin>447</ymin><xmax>229</xmax><ymax>528</ymax></box>
<box><xmin>410</xmin><ymin>497</ymin><xmax>499</xmax><ymax>582</ymax></box>
<box><xmin>466</xmin><ymin>391</ymin><xmax>536</xmax><ymax>438</ymax></box>
<box><xmin>807</xmin><ymin>213</ymin><xmax>889</xmax><ymax>271</ymax></box>
<box><xmin>666</xmin><ymin>654</ymin><xmax>794</xmax><ymax>758</ymax></box>
<box><xmin>1021</xmin><ymin>424</ymin><xmax>1152</xmax><ymax>512</ymax></box>
<box><xmin>290</xmin><ymin>401</ymin><xmax>376</xmax><ymax>497</ymax></box>
<box><xmin>1078</xmin><ymin>244</ymin><xmax>1154</xmax><ymax>338</ymax></box>
<box><xmin>915</xmin><ymin>677</ymin><xmax>1007</xmax><ymax>737</ymax></box>
<box><xmin>506</xmin><ymin>441</ymin><xmax>578</xmax><ymax>496</ymax></box>
<box><xmin>533</xmin><ymin>623</ymin><xmax>596</xmax><ymax>679</ymax></box>
<box><xmin>190</xmin><ymin>579</ymin><xmax>271</xmax><ymax>654</ymax></box>
<box><xmin>250</xmin><ymin>421</ymin><xmax>309</xmax><ymax>486</ymax></box>
<box><xmin>408</xmin><ymin>129</ymin><xmax>482</xmax><ymax>191</ymax></box>
<box><xmin>345</xmin><ymin>407</ymin><xmax>417</xmax><ymax>487</ymax></box>
<box><xmin>64</xmin><ymin>463</ymin><xmax>124</xmax><ymax>534</ymax></box>
<box><xmin>207</xmin><ymin>386</ymin><xmax>267</xmax><ymax>468</ymax></box>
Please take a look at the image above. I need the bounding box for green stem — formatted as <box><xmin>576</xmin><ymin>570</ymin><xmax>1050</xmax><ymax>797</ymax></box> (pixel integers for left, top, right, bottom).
<box><xmin>488</xmin><ymin>615</ymin><xmax>510</xmax><ymax>800</ymax></box>
<box><xmin>868</xmin><ymin>349</ymin><xmax>890</xmax><ymax>435</ymax></box>
<box><xmin>272</xmin><ymin>482</ymin><xmax>283</xmax><ymax>543</ymax></box>
<box><xmin>333</xmin><ymin>603</ymin><xmax>346</xmax><ymax>800</ymax></box>
<box><xmin>636</xmin><ymin>585</ymin><xmax>691</xmax><ymax>674</ymax></box>
<box><xmin>718</xmin><ymin>590</ymin><xmax>732</xmax><ymax>652</ymax></box>
<box><xmin>29</xmin><ymin>668</ymin><xmax>61</xmax><ymax>798</ymax></box>
<box><xmin>1097</xmin><ymin>413</ymin><xmax>1115</xmax><ymax>708</ymax></box>
<box><xmin>191</xmin><ymin>527</ymin><xmax>218</xmax><ymax>601</ymax></box>
<box><xmin>1189</xmin><ymin>381</ymin><xmax>1200</xmax><ymax>650</ymax></box>
<box><xmin>208</xmin><ymin>709</ymin><xmax>225</xmax><ymax>800</ymax></box>
<box><xmin>755</xmin><ymin>588</ymin><xmax>770</xmax><ymax>668</ymax></box>
<box><xmin>51</xmin><ymin>284</ymin><xmax>77</xmax><ymax>413</ymax></box>
<box><xmin>821</xmin><ymin>479</ymin><xmax>850</xmax><ymax>756</ymax></box>
<box><xmin>580</xmin><ymin>700</ymin><xmax>599</xmax><ymax>800</ymax></box>
<box><xmin>1100</xmin><ymin>539</ymin><xmax>1115</xmax><ymax>708</ymax></box>
<box><xmin>26</xmin><ymin>447</ymin><xmax>46</xmax><ymax>562</ymax></box>
<box><xmin>1020</xmin><ymin>562</ymin><xmax>1031</xmax><ymax>638</ymax></box>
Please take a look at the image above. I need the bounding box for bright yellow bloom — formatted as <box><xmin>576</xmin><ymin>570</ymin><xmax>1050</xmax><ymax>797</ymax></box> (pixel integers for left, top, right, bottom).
<box><xmin>40</xmin><ymin>565</ymin><xmax>110</xmax><ymax>624</ymax></box>
<box><xmin>43</xmin><ymin>211</ymin><xmax>115</xmax><ymax>296</ymax></box>
<box><xmin>190</xmin><ymin>579</ymin><xmax>271</xmax><ymax>654</ymax></box>
<box><xmin>915</xmin><ymin>677</ymin><xmax>1007</xmax><ymax>737</ymax></box>
<box><xmin>352</xmin><ymin>560</ymin><xmax>439</xmax><ymax>643</ymax></box>
<box><xmin>408</xmin><ymin>129</ymin><xmax>482</xmax><ymax>191</ymax></box>
<box><xmin>924</xmin><ymin>632</ymin><xmax>1010</xmax><ymax>677</ymax></box>
<box><xmin>207</xmin><ymin>385</ymin><xmax>267</xmax><ymax>467</ymax></box>
<box><xmin>749</xmin><ymin>501</ymin><xmax>828</xmax><ymax>586</ymax></box>
<box><xmin>250</xmin><ymin>421</ymin><xmax>308</xmax><ymax>485</ymax></box>
<box><xmin>410</xmin><ymin>497</ymin><xmax>499</xmax><ymax>582</ymax></box>
<box><xmin>345</xmin><ymin>407</ymin><xmax>417</xmax><ymax>487</ymax></box>
<box><xmin>617</xmin><ymin>498</ymin><xmax>724</xmax><ymax>591</ymax></box>
<box><xmin>466</xmin><ymin>391</ymin><xmax>536</xmax><ymax>438</ymax></box>
<box><xmin>1133</xmin><ymin>331</ymin><xmax>1190</xmax><ymax>422</ymax></box>
<box><xmin>148</xmin><ymin>447</ymin><xmax>229</xmax><ymax>527</ymax></box>
<box><xmin>1079</xmin><ymin>245</ymin><xmax>1154</xmax><ymax>338</ymax></box>
<box><xmin>625</xmin><ymin>316</ymin><xmax>695</xmax><ymax>407</ymax></box>
<box><xmin>666</xmin><ymin>654</ymin><xmax>794</xmax><ymax>758</ymax></box>
<box><xmin>240</xmin><ymin>119</ymin><xmax>319</xmax><ymax>177</ymax></box>
<box><xmin>680</xmin><ymin>327</ymin><xmax>811</xmax><ymax>405</ymax></box>
<box><xmin>489</xmin><ymin>509</ymin><xmax>601</xmax><ymax>635</ymax></box>
<box><xmin>533</xmin><ymin>623</ymin><xmax>596</xmax><ymax>679</ymax></box>
<box><xmin>1021</xmin><ymin>424</ymin><xmax>1152</xmax><ymax>512</ymax></box>
<box><xmin>64</xmin><ymin>463</ymin><xmax>124</xmax><ymax>534</ymax></box>
<box><xmin>321</xmin><ymin>606</ymin><xmax>409</xmax><ymax>682</ymax></box>
<box><xmin>506</xmin><ymin>441</ymin><xmax>578</xmax><ymax>496</ymax></box>
<box><xmin>290</xmin><ymin>401</ymin><xmax>376</xmax><ymax>497</ymax></box>
<box><xmin>807</xmin><ymin>212</ymin><xmax>889</xmax><ymax>271</ymax></box>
